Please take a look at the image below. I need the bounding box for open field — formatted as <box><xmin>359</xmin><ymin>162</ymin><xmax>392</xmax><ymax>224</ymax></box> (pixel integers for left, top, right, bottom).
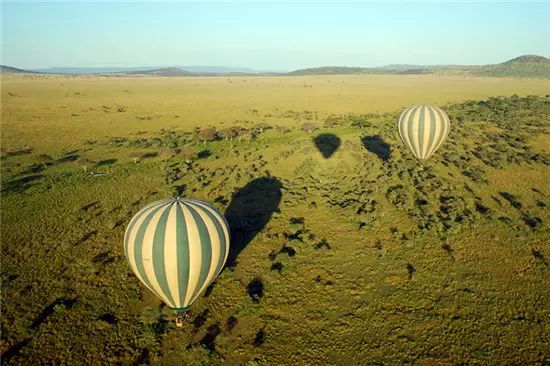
<box><xmin>2</xmin><ymin>74</ymin><xmax>550</xmax><ymax>152</ymax></box>
<box><xmin>1</xmin><ymin>75</ymin><xmax>550</xmax><ymax>365</ymax></box>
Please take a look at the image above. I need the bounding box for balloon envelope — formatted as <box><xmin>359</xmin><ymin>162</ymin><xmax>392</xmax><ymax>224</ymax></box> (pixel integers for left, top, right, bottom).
<box><xmin>397</xmin><ymin>105</ymin><xmax>450</xmax><ymax>161</ymax></box>
<box><xmin>124</xmin><ymin>198</ymin><xmax>230</xmax><ymax>311</ymax></box>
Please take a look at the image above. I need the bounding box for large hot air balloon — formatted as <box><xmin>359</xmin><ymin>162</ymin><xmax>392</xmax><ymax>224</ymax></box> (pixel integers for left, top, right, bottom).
<box><xmin>124</xmin><ymin>198</ymin><xmax>230</xmax><ymax>317</ymax></box>
<box><xmin>397</xmin><ymin>105</ymin><xmax>450</xmax><ymax>162</ymax></box>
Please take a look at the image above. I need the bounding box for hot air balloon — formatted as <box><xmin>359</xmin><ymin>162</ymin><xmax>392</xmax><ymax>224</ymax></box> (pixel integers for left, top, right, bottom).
<box><xmin>397</xmin><ymin>105</ymin><xmax>450</xmax><ymax>162</ymax></box>
<box><xmin>124</xmin><ymin>198</ymin><xmax>230</xmax><ymax>322</ymax></box>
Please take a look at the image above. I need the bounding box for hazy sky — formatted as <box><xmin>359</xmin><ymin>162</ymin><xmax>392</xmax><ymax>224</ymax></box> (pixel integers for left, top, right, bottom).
<box><xmin>2</xmin><ymin>2</ymin><xmax>549</xmax><ymax>70</ymax></box>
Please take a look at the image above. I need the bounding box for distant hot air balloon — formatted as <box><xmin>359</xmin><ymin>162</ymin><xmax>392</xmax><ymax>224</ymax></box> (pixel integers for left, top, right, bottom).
<box><xmin>397</xmin><ymin>105</ymin><xmax>450</xmax><ymax>162</ymax></box>
<box><xmin>124</xmin><ymin>198</ymin><xmax>230</xmax><ymax>320</ymax></box>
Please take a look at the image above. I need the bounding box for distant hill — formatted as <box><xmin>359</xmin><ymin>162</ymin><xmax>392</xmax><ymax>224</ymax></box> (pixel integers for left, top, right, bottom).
<box><xmin>287</xmin><ymin>55</ymin><xmax>550</xmax><ymax>78</ymax></box>
<box><xmin>3</xmin><ymin>55</ymin><xmax>549</xmax><ymax>78</ymax></box>
<box><xmin>470</xmin><ymin>55</ymin><xmax>550</xmax><ymax>78</ymax></box>
<box><xmin>30</xmin><ymin>65</ymin><xmax>272</xmax><ymax>75</ymax></box>
<box><xmin>31</xmin><ymin>66</ymin><xmax>162</xmax><ymax>74</ymax></box>
<box><xmin>287</xmin><ymin>64</ymin><xmax>442</xmax><ymax>76</ymax></box>
<box><xmin>180</xmin><ymin>66</ymin><xmax>263</xmax><ymax>74</ymax></box>
<box><xmin>121</xmin><ymin>66</ymin><xmax>281</xmax><ymax>76</ymax></box>
<box><xmin>287</xmin><ymin>66</ymin><xmax>372</xmax><ymax>76</ymax></box>
<box><xmin>0</xmin><ymin>65</ymin><xmax>39</xmax><ymax>74</ymax></box>
<box><xmin>124</xmin><ymin>67</ymin><xmax>193</xmax><ymax>76</ymax></box>
<box><xmin>287</xmin><ymin>65</ymin><xmax>436</xmax><ymax>76</ymax></box>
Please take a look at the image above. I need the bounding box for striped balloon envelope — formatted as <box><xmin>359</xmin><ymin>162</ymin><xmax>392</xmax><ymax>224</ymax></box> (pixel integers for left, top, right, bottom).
<box><xmin>397</xmin><ymin>105</ymin><xmax>450</xmax><ymax>162</ymax></box>
<box><xmin>124</xmin><ymin>198</ymin><xmax>230</xmax><ymax>312</ymax></box>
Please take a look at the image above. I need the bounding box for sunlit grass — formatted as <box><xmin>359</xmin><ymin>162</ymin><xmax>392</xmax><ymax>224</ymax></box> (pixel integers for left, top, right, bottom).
<box><xmin>1</xmin><ymin>80</ymin><xmax>549</xmax><ymax>365</ymax></box>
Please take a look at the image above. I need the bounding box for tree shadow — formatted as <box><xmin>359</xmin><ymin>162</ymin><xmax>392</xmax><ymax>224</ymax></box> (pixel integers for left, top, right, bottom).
<box><xmin>499</xmin><ymin>191</ymin><xmax>522</xmax><ymax>209</ymax></box>
<box><xmin>361</xmin><ymin>135</ymin><xmax>391</xmax><ymax>161</ymax></box>
<box><xmin>141</xmin><ymin>152</ymin><xmax>158</xmax><ymax>159</ymax></box>
<box><xmin>57</xmin><ymin>154</ymin><xmax>79</xmax><ymax>163</ymax></box>
<box><xmin>31</xmin><ymin>298</ymin><xmax>77</xmax><ymax>330</ymax></box>
<box><xmin>198</xmin><ymin>323</ymin><xmax>221</xmax><ymax>353</ymax></box>
<box><xmin>313</xmin><ymin>133</ymin><xmax>341</xmax><ymax>158</ymax></box>
<box><xmin>98</xmin><ymin>313</ymin><xmax>118</xmax><ymax>325</ymax></box>
<box><xmin>198</xmin><ymin>150</ymin><xmax>211</xmax><ymax>159</ymax></box>
<box><xmin>531</xmin><ymin>248</ymin><xmax>548</xmax><ymax>266</ymax></box>
<box><xmin>1</xmin><ymin>174</ymin><xmax>44</xmax><ymax>193</ymax></box>
<box><xmin>97</xmin><ymin>158</ymin><xmax>117</xmax><ymax>166</ymax></box>
<box><xmin>252</xmin><ymin>328</ymin><xmax>265</xmax><ymax>347</ymax></box>
<box><xmin>192</xmin><ymin>309</ymin><xmax>209</xmax><ymax>329</ymax></box>
<box><xmin>226</xmin><ymin>316</ymin><xmax>238</xmax><ymax>331</ymax></box>
<box><xmin>246</xmin><ymin>277</ymin><xmax>264</xmax><ymax>303</ymax></box>
<box><xmin>224</xmin><ymin>177</ymin><xmax>282</xmax><ymax>268</ymax></box>
<box><xmin>2</xmin><ymin>338</ymin><xmax>32</xmax><ymax>364</ymax></box>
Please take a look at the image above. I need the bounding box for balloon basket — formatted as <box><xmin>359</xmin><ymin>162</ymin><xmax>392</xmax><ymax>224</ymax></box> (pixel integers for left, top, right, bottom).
<box><xmin>172</xmin><ymin>308</ymin><xmax>188</xmax><ymax>328</ymax></box>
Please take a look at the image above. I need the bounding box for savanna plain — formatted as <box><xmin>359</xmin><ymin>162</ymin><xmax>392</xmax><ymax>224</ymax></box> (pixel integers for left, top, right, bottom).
<box><xmin>1</xmin><ymin>74</ymin><xmax>549</xmax><ymax>365</ymax></box>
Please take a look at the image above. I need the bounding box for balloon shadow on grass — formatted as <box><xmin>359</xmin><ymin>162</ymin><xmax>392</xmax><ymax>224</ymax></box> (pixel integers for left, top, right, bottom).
<box><xmin>314</xmin><ymin>133</ymin><xmax>341</xmax><ymax>159</ymax></box>
<box><xmin>361</xmin><ymin>135</ymin><xmax>391</xmax><ymax>161</ymax></box>
<box><xmin>224</xmin><ymin>177</ymin><xmax>282</xmax><ymax>269</ymax></box>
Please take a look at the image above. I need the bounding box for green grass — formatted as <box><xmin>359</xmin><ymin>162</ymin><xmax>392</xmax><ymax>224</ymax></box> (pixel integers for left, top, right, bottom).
<box><xmin>1</xmin><ymin>90</ymin><xmax>549</xmax><ymax>364</ymax></box>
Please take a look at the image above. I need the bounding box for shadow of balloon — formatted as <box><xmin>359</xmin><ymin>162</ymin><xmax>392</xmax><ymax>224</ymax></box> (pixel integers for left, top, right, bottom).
<box><xmin>313</xmin><ymin>133</ymin><xmax>341</xmax><ymax>159</ymax></box>
<box><xmin>224</xmin><ymin>177</ymin><xmax>282</xmax><ymax>269</ymax></box>
<box><xmin>361</xmin><ymin>135</ymin><xmax>391</xmax><ymax>161</ymax></box>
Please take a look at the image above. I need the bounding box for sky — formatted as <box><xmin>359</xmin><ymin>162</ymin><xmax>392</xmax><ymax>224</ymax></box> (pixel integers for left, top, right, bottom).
<box><xmin>1</xmin><ymin>1</ymin><xmax>549</xmax><ymax>71</ymax></box>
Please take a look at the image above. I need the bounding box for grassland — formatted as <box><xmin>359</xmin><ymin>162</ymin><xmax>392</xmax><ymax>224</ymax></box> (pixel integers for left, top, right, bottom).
<box><xmin>1</xmin><ymin>74</ymin><xmax>549</xmax><ymax>365</ymax></box>
<box><xmin>2</xmin><ymin>74</ymin><xmax>550</xmax><ymax>153</ymax></box>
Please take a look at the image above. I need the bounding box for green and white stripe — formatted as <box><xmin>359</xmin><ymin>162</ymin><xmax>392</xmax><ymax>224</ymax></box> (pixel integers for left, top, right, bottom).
<box><xmin>124</xmin><ymin>198</ymin><xmax>230</xmax><ymax>310</ymax></box>
<box><xmin>397</xmin><ymin>104</ymin><xmax>450</xmax><ymax>161</ymax></box>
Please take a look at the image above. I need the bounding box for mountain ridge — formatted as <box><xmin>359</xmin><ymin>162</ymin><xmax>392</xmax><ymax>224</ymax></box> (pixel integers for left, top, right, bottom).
<box><xmin>0</xmin><ymin>65</ymin><xmax>39</xmax><ymax>74</ymax></box>
<box><xmin>2</xmin><ymin>55</ymin><xmax>548</xmax><ymax>78</ymax></box>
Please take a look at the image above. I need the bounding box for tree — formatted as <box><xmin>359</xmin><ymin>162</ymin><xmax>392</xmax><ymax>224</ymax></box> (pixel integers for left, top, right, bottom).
<box><xmin>180</xmin><ymin>146</ymin><xmax>197</xmax><ymax>165</ymax></box>
<box><xmin>351</xmin><ymin>120</ymin><xmax>371</xmax><ymax>129</ymax></box>
<box><xmin>130</xmin><ymin>152</ymin><xmax>141</xmax><ymax>163</ymax></box>
<box><xmin>35</xmin><ymin>154</ymin><xmax>54</xmax><ymax>169</ymax></box>
<box><xmin>158</xmin><ymin>148</ymin><xmax>174</xmax><ymax>162</ymax></box>
<box><xmin>218</xmin><ymin>127</ymin><xmax>240</xmax><ymax>141</ymax></box>
<box><xmin>323</xmin><ymin>116</ymin><xmax>341</xmax><ymax>129</ymax></box>
<box><xmin>197</xmin><ymin>128</ymin><xmax>218</xmax><ymax>145</ymax></box>
<box><xmin>233</xmin><ymin>127</ymin><xmax>250</xmax><ymax>141</ymax></box>
<box><xmin>252</xmin><ymin>122</ymin><xmax>272</xmax><ymax>135</ymax></box>
<box><xmin>76</xmin><ymin>158</ymin><xmax>95</xmax><ymax>173</ymax></box>
<box><xmin>276</xmin><ymin>125</ymin><xmax>291</xmax><ymax>134</ymax></box>
<box><xmin>301</xmin><ymin>123</ymin><xmax>318</xmax><ymax>133</ymax></box>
